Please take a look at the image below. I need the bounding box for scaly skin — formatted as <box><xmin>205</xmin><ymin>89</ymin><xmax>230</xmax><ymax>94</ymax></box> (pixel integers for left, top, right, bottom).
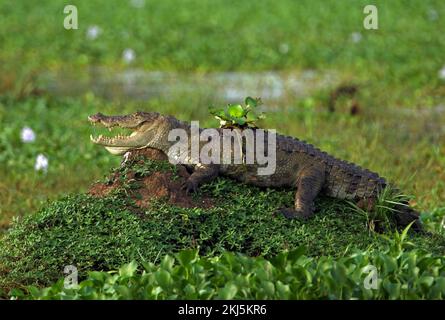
<box><xmin>88</xmin><ymin>111</ymin><xmax>421</xmax><ymax>230</ymax></box>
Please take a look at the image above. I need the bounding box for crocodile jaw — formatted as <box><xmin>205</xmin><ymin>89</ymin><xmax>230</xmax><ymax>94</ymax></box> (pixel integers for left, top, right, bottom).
<box><xmin>89</xmin><ymin>130</ymin><xmax>145</xmax><ymax>154</ymax></box>
<box><xmin>104</xmin><ymin>146</ymin><xmax>132</xmax><ymax>155</ymax></box>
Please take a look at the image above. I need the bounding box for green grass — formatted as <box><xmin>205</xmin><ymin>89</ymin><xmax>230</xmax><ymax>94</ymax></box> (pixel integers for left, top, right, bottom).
<box><xmin>1</xmin><ymin>1</ymin><xmax>445</xmax><ymax>104</ymax></box>
<box><xmin>1</xmin><ymin>157</ymin><xmax>444</xmax><ymax>296</ymax></box>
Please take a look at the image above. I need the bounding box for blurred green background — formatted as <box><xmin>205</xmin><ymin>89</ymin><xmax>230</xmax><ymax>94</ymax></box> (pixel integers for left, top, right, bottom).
<box><xmin>0</xmin><ymin>0</ymin><xmax>444</xmax><ymax>230</ymax></box>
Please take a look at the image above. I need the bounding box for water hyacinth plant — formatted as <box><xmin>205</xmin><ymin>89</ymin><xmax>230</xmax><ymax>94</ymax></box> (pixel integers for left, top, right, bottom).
<box><xmin>11</xmin><ymin>233</ymin><xmax>445</xmax><ymax>300</ymax></box>
<box><xmin>122</xmin><ymin>48</ymin><xmax>136</xmax><ymax>64</ymax></box>
<box><xmin>86</xmin><ymin>25</ymin><xmax>101</xmax><ymax>40</ymax></box>
<box><xmin>20</xmin><ymin>127</ymin><xmax>35</xmax><ymax>143</ymax></box>
<box><xmin>209</xmin><ymin>96</ymin><xmax>265</xmax><ymax>129</ymax></box>
<box><xmin>34</xmin><ymin>154</ymin><xmax>48</xmax><ymax>172</ymax></box>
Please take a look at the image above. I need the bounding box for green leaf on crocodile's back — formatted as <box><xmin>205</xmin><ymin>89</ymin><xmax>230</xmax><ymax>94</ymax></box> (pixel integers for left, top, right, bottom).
<box><xmin>236</xmin><ymin>118</ymin><xmax>246</xmax><ymax>125</ymax></box>
<box><xmin>209</xmin><ymin>107</ymin><xmax>226</xmax><ymax>119</ymax></box>
<box><xmin>257</xmin><ymin>112</ymin><xmax>266</xmax><ymax>120</ymax></box>
<box><xmin>245</xmin><ymin>96</ymin><xmax>258</xmax><ymax>108</ymax></box>
<box><xmin>228</xmin><ymin>104</ymin><xmax>244</xmax><ymax>118</ymax></box>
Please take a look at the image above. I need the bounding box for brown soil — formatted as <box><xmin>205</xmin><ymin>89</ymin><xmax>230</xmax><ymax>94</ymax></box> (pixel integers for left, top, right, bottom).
<box><xmin>88</xmin><ymin>148</ymin><xmax>214</xmax><ymax>209</ymax></box>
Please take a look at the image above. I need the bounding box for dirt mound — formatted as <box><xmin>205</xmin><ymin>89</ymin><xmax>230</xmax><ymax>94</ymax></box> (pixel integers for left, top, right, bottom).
<box><xmin>89</xmin><ymin>148</ymin><xmax>214</xmax><ymax>209</ymax></box>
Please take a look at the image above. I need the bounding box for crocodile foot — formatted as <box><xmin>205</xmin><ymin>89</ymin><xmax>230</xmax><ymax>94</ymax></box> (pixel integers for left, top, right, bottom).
<box><xmin>277</xmin><ymin>207</ymin><xmax>314</xmax><ymax>220</ymax></box>
<box><xmin>181</xmin><ymin>179</ymin><xmax>199</xmax><ymax>195</ymax></box>
<box><xmin>394</xmin><ymin>209</ymin><xmax>423</xmax><ymax>233</ymax></box>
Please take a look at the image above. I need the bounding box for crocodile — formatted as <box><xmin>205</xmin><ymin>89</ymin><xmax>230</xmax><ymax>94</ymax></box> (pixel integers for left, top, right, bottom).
<box><xmin>88</xmin><ymin>111</ymin><xmax>421</xmax><ymax>231</ymax></box>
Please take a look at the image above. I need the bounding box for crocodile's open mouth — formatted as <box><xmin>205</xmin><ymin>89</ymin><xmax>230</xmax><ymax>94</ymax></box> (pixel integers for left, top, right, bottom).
<box><xmin>88</xmin><ymin>112</ymin><xmax>152</xmax><ymax>155</ymax></box>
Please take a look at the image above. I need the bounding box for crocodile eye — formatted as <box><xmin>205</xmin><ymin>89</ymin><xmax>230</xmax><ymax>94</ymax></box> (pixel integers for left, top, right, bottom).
<box><xmin>134</xmin><ymin>112</ymin><xmax>145</xmax><ymax>120</ymax></box>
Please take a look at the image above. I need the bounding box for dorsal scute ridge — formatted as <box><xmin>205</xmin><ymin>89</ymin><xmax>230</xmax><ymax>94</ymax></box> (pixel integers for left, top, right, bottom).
<box><xmin>275</xmin><ymin>133</ymin><xmax>383</xmax><ymax>182</ymax></box>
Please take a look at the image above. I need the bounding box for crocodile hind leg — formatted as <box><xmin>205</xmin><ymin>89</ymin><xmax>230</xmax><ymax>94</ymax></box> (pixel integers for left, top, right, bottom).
<box><xmin>183</xmin><ymin>164</ymin><xmax>220</xmax><ymax>194</ymax></box>
<box><xmin>279</xmin><ymin>164</ymin><xmax>326</xmax><ymax>219</ymax></box>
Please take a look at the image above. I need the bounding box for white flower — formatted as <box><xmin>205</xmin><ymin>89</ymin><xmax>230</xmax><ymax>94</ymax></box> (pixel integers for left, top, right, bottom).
<box><xmin>439</xmin><ymin>66</ymin><xmax>445</xmax><ymax>80</ymax></box>
<box><xmin>122</xmin><ymin>48</ymin><xmax>136</xmax><ymax>63</ymax></box>
<box><xmin>279</xmin><ymin>43</ymin><xmax>289</xmax><ymax>54</ymax></box>
<box><xmin>350</xmin><ymin>32</ymin><xmax>362</xmax><ymax>43</ymax></box>
<box><xmin>130</xmin><ymin>0</ymin><xmax>145</xmax><ymax>8</ymax></box>
<box><xmin>20</xmin><ymin>127</ymin><xmax>36</xmax><ymax>143</ymax></box>
<box><xmin>86</xmin><ymin>25</ymin><xmax>101</xmax><ymax>40</ymax></box>
<box><xmin>35</xmin><ymin>154</ymin><xmax>49</xmax><ymax>172</ymax></box>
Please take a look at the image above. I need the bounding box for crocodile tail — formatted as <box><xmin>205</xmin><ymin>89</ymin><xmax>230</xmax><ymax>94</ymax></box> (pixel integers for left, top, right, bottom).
<box><xmin>392</xmin><ymin>201</ymin><xmax>422</xmax><ymax>232</ymax></box>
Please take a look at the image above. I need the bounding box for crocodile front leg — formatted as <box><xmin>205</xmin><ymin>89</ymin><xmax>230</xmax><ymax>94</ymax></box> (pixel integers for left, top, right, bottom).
<box><xmin>183</xmin><ymin>164</ymin><xmax>220</xmax><ymax>194</ymax></box>
<box><xmin>279</xmin><ymin>164</ymin><xmax>326</xmax><ymax>219</ymax></box>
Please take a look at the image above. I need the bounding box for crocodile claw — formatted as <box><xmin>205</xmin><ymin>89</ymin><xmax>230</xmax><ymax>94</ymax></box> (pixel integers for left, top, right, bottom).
<box><xmin>182</xmin><ymin>179</ymin><xmax>198</xmax><ymax>195</ymax></box>
<box><xmin>277</xmin><ymin>207</ymin><xmax>314</xmax><ymax>220</ymax></box>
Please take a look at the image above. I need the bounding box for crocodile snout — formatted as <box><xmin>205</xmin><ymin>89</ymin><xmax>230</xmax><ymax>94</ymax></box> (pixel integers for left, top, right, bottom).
<box><xmin>88</xmin><ymin>112</ymin><xmax>106</xmax><ymax>123</ymax></box>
